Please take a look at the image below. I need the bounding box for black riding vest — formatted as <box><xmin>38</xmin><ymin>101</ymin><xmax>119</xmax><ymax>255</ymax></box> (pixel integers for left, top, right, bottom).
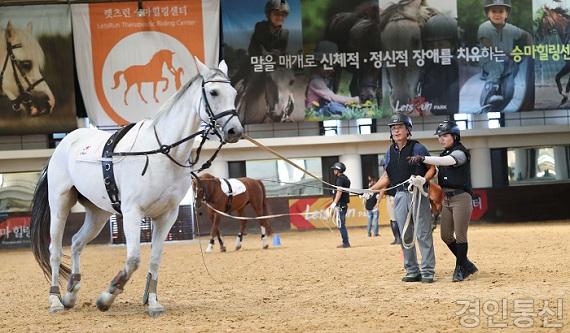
<box><xmin>438</xmin><ymin>142</ymin><xmax>472</xmax><ymax>192</ymax></box>
<box><xmin>386</xmin><ymin>140</ymin><xmax>428</xmax><ymax>190</ymax></box>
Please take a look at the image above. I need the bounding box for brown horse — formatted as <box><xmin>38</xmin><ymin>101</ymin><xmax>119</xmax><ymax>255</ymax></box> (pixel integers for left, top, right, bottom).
<box><xmin>111</xmin><ymin>49</ymin><xmax>177</xmax><ymax>105</ymax></box>
<box><xmin>429</xmin><ymin>182</ymin><xmax>443</xmax><ymax>230</ymax></box>
<box><xmin>195</xmin><ymin>173</ymin><xmax>273</xmax><ymax>252</ymax></box>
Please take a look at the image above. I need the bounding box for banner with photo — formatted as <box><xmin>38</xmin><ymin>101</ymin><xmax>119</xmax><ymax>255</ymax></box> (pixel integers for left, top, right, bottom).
<box><xmin>0</xmin><ymin>5</ymin><xmax>77</xmax><ymax>135</ymax></box>
<box><xmin>72</xmin><ymin>0</ymin><xmax>219</xmax><ymax>127</ymax></box>
<box><xmin>223</xmin><ymin>0</ymin><xmax>570</xmax><ymax>124</ymax></box>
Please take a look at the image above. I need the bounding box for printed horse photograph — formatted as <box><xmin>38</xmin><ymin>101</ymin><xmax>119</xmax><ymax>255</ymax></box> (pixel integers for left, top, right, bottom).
<box><xmin>111</xmin><ymin>49</ymin><xmax>179</xmax><ymax>105</ymax></box>
<box><xmin>535</xmin><ymin>3</ymin><xmax>570</xmax><ymax>108</ymax></box>
<box><xmin>29</xmin><ymin>58</ymin><xmax>243</xmax><ymax>317</ymax></box>
<box><xmin>195</xmin><ymin>173</ymin><xmax>273</xmax><ymax>252</ymax></box>
<box><xmin>234</xmin><ymin>50</ymin><xmax>297</xmax><ymax>123</ymax></box>
<box><xmin>0</xmin><ymin>6</ymin><xmax>78</xmax><ymax>135</ymax></box>
<box><xmin>379</xmin><ymin>0</ymin><xmax>459</xmax><ymax>115</ymax></box>
<box><xmin>0</xmin><ymin>20</ymin><xmax>54</xmax><ymax>116</ymax></box>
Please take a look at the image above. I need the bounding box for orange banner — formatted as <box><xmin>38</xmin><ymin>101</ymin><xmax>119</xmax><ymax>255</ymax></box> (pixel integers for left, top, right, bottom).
<box><xmin>72</xmin><ymin>0</ymin><xmax>218</xmax><ymax>127</ymax></box>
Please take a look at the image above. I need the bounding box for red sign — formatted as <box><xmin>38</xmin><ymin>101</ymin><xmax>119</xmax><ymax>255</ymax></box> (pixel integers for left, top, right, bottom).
<box><xmin>471</xmin><ymin>190</ymin><xmax>488</xmax><ymax>221</ymax></box>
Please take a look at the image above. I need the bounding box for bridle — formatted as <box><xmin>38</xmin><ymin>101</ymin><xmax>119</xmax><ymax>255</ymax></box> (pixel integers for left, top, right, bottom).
<box><xmin>114</xmin><ymin>77</ymin><xmax>239</xmax><ymax>175</ymax></box>
<box><xmin>0</xmin><ymin>38</ymin><xmax>46</xmax><ymax>112</ymax></box>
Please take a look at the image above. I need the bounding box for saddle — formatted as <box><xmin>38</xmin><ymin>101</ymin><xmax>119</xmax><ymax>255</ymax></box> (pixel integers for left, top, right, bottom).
<box><xmin>101</xmin><ymin>123</ymin><xmax>136</xmax><ymax>215</ymax></box>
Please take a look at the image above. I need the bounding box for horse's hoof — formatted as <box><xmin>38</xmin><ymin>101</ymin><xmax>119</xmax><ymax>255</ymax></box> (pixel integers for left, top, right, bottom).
<box><xmin>148</xmin><ymin>304</ymin><xmax>165</xmax><ymax>317</ymax></box>
<box><xmin>205</xmin><ymin>244</ymin><xmax>214</xmax><ymax>253</ymax></box>
<box><xmin>49</xmin><ymin>304</ymin><xmax>65</xmax><ymax>313</ymax></box>
<box><xmin>62</xmin><ymin>292</ymin><xmax>77</xmax><ymax>309</ymax></box>
<box><xmin>263</xmin><ymin>244</ymin><xmax>269</xmax><ymax>249</ymax></box>
<box><xmin>235</xmin><ymin>245</ymin><xmax>242</xmax><ymax>251</ymax></box>
<box><xmin>96</xmin><ymin>292</ymin><xmax>114</xmax><ymax>312</ymax></box>
<box><xmin>48</xmin><ymin>294</ymin><xmax>65</xmax><ymax>313</ymax></box>
<box><xmin>220</xmin><ymin>246</ymin><xmax>227</xmax><ymax>252</ymax></box>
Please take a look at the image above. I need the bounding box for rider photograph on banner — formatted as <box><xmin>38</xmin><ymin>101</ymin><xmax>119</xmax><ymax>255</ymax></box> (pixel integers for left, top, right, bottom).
<box><xmin>0</xmin><ymin>5</ymin><xmax>77</xmax><ymax>135</ymax></box>
<box><xmin>533</xmin><ymin>0</ymin><xmax>570</xmax><ymax>110</ymax></box>
<box><xmin>221</xmin><ymin>0</ymin><xmax>304</xmax><ymax>124</ymax></box>
<box><xmin>457</xmin><ymin>0</ymin><xmax>535</xmax><ymax>114</ymax></box>
<box><xmin>379</xmin><ymin>0</ymin><xmax>459</xmax><ymax>117</ymax></box>
<box><xmin>302</xmin><ymin>0</ymin><xmax>384</xmax><ymax>121</ymax></box>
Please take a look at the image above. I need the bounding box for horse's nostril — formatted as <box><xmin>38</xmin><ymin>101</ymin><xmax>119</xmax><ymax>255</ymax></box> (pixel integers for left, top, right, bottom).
<box><xmin>228</xmin><ymin>128</ymin><xmax>236</xmax><ymax>136</ymax></box>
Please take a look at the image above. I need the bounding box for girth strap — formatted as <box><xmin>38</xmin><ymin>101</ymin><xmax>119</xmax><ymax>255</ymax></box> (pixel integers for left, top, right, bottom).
<box><xmin>102</xmin><ymin>123</ymin><xmax>136</xmax><ymax>215</ymax></box>
<box><xmin>222</xmin><ymin>178</ymin><xmax>233</xmax><ymax>213</ymax></box>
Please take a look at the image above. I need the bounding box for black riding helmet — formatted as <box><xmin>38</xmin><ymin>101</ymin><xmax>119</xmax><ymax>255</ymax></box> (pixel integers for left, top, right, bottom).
<box><xmin>435</xmin><ymin>120</ymin><xmax>461</xmax><ymax>140</ymax></box>
<box><xmin>330</xmin><ymin>161</ymin><xmax>346</xmax><ymax>173</ymax></box>
<box><xmin>387</xmin><ymin>113</ymin><xmax>413</xmax><ymax>140</ymax></box>
<box><xmin>387</xmin><ymin>113</ymin><xmax>413</xmax><ymax>128</ymax></box>
<box><xmin>484</xmin><ymin>0</ymin><xmax>511</xmax><ymax>14</ymax></box>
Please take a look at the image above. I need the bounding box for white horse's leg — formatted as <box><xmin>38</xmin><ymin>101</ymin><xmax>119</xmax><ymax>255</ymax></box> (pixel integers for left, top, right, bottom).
<box><xmin>96</xmin><ymin>210</ymin><xmax>142</xmax><ymax>312</ymax></box>
<box><xmin>143</xmin><ymin>210</ymin><xmax>177</xmax><ymax>317</ymax></box>
<box><xmin>48</xmin><ymin>188</ymin><xmax>77</xmax><ymax>313</ymax></box>
<box><xmin>62</xmin><ymin>202</ymin><xmax>110</xmax><ymax>308</ymax></box>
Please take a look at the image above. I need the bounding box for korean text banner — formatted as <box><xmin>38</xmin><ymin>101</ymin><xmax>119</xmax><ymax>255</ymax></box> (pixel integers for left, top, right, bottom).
<box><xmin>223</xmin><ymin>0</ymin><xmax>568</xmax><ymax>124</ymax></box>
<box><xmin>0</xmin><ymin>5</ymin><xmax>77</xmax><ymax>135</ymax></box>
<box><xmin>71</xmin><ymin>0</ymin><xmax>219</xmax><ymax>127</ymax></box>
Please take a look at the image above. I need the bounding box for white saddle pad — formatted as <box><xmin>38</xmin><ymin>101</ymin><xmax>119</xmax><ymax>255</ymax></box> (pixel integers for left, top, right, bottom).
<box><xmin>220</xmin><ymin>178</ymin><xmax>246</xmax><ymax>196</ymax></box>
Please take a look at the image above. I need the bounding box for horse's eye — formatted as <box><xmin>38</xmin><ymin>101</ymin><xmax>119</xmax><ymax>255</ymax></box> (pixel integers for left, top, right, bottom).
<box><xmin>209</xmin><ymin>90</ymin><xmax>218</xmax><ymax>97</ymax></box>
<box><xmin>18</xmin><ymin>60</ymin><xmax>32</xmax><ymax>72</ymax></box>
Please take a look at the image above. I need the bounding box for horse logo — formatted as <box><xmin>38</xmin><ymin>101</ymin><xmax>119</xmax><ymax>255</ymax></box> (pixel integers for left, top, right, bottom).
<box><xmin>0</xmin><ymin>20</ymin><xmax>55</xmax><ymax>116</ymax></box>
<box><xmin>111</xmin><ymin>49</ymin><xmax>184</xmax><ymax>105</ymax></box>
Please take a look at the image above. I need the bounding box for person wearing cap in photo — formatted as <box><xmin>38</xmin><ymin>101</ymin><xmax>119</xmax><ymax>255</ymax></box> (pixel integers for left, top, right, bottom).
<box><xmin>365</xmin><ymin>113</ymin><xmax>437</xmax><ymax>283</ymax></box>
<box><xmin>477</xmin><ymin>0</ymin><xmax>532</xmax><ymax>106</ymax></box>
<box><xmin>408</xmin><ymin>121</ymin><xmax>478</xmax><ymax>282</ymax></box>
<box><xmin>305</xmin><ymin>40</ymin><xmax>360</xmax><ymax>117</ymax></box>
<box><xmin>248</xmin><ymin>0</ymin><xmax>290</xmax><ymax>56</ymax></box>
<box><xmin>329</xmin><ymin>161</ymin><xmax>352</xmax><ymax>248</ymax></box>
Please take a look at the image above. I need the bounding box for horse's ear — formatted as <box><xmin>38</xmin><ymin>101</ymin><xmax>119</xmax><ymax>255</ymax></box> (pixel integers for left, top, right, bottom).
<box><xmin>218</xmin><ymin>60</ymin><xmax>229</xmax><ymax>76</ymax></box>
<box><xmin>194</xmin><ymin>56</ymin><xmax>210</xmax><ymax>78</ymax></box>
<box><xmin>26</xmin><ymin>21</ymin><xmax>33</xmax><ymax>33</ymax></box>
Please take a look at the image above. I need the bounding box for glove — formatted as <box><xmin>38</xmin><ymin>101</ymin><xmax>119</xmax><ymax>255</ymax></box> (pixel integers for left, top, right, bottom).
<box><xmin>328</xmin><ymin>202</ymin><xmax>337</xmax><ymax>210</ymax></box>
<box><xmin>361</xmin><ymin>191</ymin><xmax>373</xmax><ymax>200</ymax></box>
<box><xmin>408</xmin><ymin>175</ymin><xmax>426</xmax><ymax>188</ymax></box>
<box><xmin>407</xmin><ymin>155</ymin><xmax>425</xmax><ymax>165</ymax></box>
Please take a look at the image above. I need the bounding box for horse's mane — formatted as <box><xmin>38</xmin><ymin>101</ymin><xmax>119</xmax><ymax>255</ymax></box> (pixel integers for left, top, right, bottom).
<box><xmin>325</xmin><ymin>2</ymin><xmax>380</xmax><ymax>51</ymax></box>
<box><xmin>152</xmin><ymin>68</ymin><xmax>228</xmax><ymax>122</ymax></box>
<box><xmin>379</xmin><ymin>0</ymin><xmax>437</xmax><ymax>32</ymax></box>
<box><xmin>0</xmin><ymin>26</ymin><xmax>45</xmax><ymax>69</ymax></box>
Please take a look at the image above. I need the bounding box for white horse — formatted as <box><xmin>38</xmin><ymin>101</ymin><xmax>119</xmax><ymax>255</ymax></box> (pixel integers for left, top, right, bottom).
<box><xmin>30</xmin><ymin>58</ymin><xmax>243</xmax><ymax>316</ymax></box>
<box><xmin>0</xmin><ymin>20</ymin><xmax>55</xmax><ymax>116</ymax></box>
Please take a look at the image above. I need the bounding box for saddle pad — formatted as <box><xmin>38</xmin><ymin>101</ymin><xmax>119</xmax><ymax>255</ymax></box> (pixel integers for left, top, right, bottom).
<box><xmin>220</xmin><ymin>178</ymin><xmax>246</xmax><ymax>196</ymax></box>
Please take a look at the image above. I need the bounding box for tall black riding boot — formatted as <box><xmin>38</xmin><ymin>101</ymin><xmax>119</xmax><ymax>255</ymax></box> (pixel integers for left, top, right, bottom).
<box><xmin>453</xmin><ymin>242</ymin><xmax>469</xmax><ymax>282</ymax></box>
<box><xmin>448</xmin><ymin>240</ymin><xmax>477</xmax><ymax>277</ymax></box>
<box><xmin>462</xmin><ymin>242</ymin><xmax>478</xmax><ymax>277</ymax></box>
<box><xmin>390</xmin><ymin>220</ymin><xmax>401</xmax><ymax>245</ymax></box>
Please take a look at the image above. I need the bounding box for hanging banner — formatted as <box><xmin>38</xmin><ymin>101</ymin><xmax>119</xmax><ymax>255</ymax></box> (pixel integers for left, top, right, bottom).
<box><xmin>72</xmin><ymin>0</ymin><xmax>219</xmax><ymax>127</ymax></box>
<box><xmin>533</xmin><ymin>1</ymin><xmax>570</xmax><ymax>110</ymax></box>
<box><xmin>0</xmin><ymin>5</ymin><xmax>77</xmax><ymax>135</ymax></box>
<box><xmin>458</xmin><ymin>0</ymin><xmax>535</xmax><ymax>114</ymax></box>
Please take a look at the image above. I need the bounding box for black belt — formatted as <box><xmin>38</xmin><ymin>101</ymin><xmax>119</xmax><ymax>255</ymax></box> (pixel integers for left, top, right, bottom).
<box><xmin>444</xmin><ymin>189</ymin><xmax>465</xmax><ymax>198</ymax></box>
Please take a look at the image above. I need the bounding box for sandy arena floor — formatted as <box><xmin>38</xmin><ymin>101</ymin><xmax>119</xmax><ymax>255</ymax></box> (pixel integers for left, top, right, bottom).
<box><xmin>0</xmin><ymin>222</ymin><xmax>568</xmax><ymax>332</ymax></box>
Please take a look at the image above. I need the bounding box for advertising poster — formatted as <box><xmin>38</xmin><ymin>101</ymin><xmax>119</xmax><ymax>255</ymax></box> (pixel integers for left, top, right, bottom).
<box><xmin>0</xmin><ymin>5</ymin><xmax>77</xmax><ymax>135</ymax></box>
<box><xmin>72</xmin><ymin>0</ymin><xmax>219</xmax><ymax>127</ymax></box>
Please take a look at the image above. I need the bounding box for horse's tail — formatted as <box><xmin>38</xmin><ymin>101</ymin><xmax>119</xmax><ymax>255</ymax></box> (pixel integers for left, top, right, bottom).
<box><xmin>30</xmin><ymin>163</ymin><xmax>71</xmax><ymax>282</ymax></box>
<box><xmin>258</xmin><ymin>180</ymin><xmax>273</xmax><ymax>235</ymax></box>
<box><xmin>111</xmin><ymin>70</ymin><xmax>124</xmax><ymax>89</ymax></box>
